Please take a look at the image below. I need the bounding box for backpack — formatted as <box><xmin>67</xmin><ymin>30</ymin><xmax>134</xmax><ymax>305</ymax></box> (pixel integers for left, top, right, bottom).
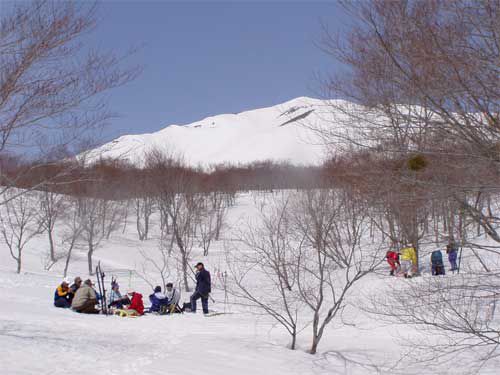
<box><xmin>431</xmin><ymin>250</ymin><xmax>443</xmax><ymax>264</ymax></box>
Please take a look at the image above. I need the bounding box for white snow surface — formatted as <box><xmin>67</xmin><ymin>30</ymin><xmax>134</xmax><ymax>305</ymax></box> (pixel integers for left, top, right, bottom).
<box><xmin>1</xmin><ymin>191</ymin><xmax>499</xmax><ymax>374</ymax></box>
<box><xmin>85</xmin><ymin>97</ymin><xmax>339</xmax><ymax>167</ymax></box>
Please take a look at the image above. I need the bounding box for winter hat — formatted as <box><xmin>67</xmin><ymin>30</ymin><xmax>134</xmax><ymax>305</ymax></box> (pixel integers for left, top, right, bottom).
<box><xmin>154</xmin><ymin>286</ymin><xmax>161</xmax><ymax>293</ymax></box>
<box><xmin>166</xmin><ymin>282</ymin><xmax>173</xmax><ymax>288</ymax></box>
<box><xmin>61</xmin><ymin>279</ymin><xmax>69</xmax><ymax>286</ymax></box>
<box><xmin>84</xmin><ymin>279</ymin><xmax>93</xmax><ymax>286</ymax></box>
<box><xmin>194</xmin><ymin>262</ymin><xmax>204</xmax><ymax>268</ymax></box>
<box><xmin>127</xmin><ymin>289</ymin><xmax>135</xmax><ymax>295</ymax></box>
<box><xmin>74</xmin><ymin>277</ymin><xmax>82</xmax><ymax>284</ymax></box>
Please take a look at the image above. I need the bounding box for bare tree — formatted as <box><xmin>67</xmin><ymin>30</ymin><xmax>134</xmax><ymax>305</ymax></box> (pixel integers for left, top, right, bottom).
<box><xmin>38</xmin><ymin>188</ymin><xmax>65</xmax><ymax>266</ymax></box>
<box><xmin>366</xmin><ymin>271</ymin><xmax>500</xmax><ymax>372</ymax></box>
<box><xmin>226</xmin><ymin>193</ymin><xmax>305</xmax><ymax>350</ymax></box>
<box><xmin>290</xmin><ymin>189</ymin><xmax>382</xmax><ymax>354</ymax></box>
<box><xmin>61</xmin><ymin>196</ymin><xmax>85</xmax><ymax>277</ymax></box>
<box><xmin>79</xmin><ymin>196</ymin><xmax>106</xmax><ymax>275</ymax></box>
<box><xmin>136</xmin><ymin>245</ymin><xmax>172</xmax><ymax>292</ymax></box>
<box><xmin>0</xmin><ymin>1</ymin><xmax>139</xmax><ymax>200</ymax></box>
<box><xmin>135</xmin><ymin>196</ymin><xmax>154</xmax><ymax>241</ymax></box>
<box><xmin>146</xmin><ymin>149</ymin><xmax>202</xmax><ymax>292</ymax></box>
<box><xmin>0</xmin><ymin>191</ymin><xmax>43</xmax><ymax>273</ymax></box>
<box><xmin>198</xmin><ymin>192</ymin><xmax>227</xmax><ymax>255</ymax></box>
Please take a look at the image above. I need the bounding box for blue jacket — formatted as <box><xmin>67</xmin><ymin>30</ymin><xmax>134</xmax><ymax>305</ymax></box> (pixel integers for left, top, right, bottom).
<box><xmin>448</xmin><ymin>249</ymin><xmax>458</xmax><ymax>262</ymax></box>
<box><xmin>431</xmin><ymin>250</ymin><xmax>443</xmax><ymax>265</ymax></box>
<box><xmin>195</xmin><ymin>269</ymin><xmax>211</xmax><ymax>296</ymax></box>
<box><xmin>149</xmin><ymin>292</ymin><xmax>168</xmax><ymax>312</ymax></box>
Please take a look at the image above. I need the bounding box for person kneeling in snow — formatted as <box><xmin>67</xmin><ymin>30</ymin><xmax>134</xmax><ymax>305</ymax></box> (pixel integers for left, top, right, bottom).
<box><xmin>149</xmin><ymin>286</ymin><xmax>168</xmax><ymax>313</ymax></box>
<box><xmin>116</xmin><ymin>290</ymin><xmax>144</xmax><ymax>317</ymax></box>
<box><xmin>72</xmin><ymin>279</ymin><xmax>99</xmax><ymax>314</ymax></box>
<box><xmin>54</xmin><ymin>280</ymin><xmax>73</xmax><ymax>308</ymax></box>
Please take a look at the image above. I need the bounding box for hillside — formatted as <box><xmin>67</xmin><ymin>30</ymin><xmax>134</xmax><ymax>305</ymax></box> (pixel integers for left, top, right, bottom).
<box><xmin>86</xmin><ymin>97</ymin><xmax>339</xmax><ymax>167</ymax></box>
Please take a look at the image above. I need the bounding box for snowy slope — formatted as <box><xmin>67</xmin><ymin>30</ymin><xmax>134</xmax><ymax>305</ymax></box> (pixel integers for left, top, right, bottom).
<box><xmin>86</xmin><ymin>97</ymin><xmax>339</xmax><ymax>167</ymax></box>
<box><xmin>2</xmin><ymin>191</ymin><xmax>499</xmax><ymax>374</ymax></box>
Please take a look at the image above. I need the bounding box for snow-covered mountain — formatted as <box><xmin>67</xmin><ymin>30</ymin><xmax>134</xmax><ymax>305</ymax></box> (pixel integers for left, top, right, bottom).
<box><xmin>86</xmin><ymin>97</ymin><xmax>338</xmax><ymax>167</ymax></box>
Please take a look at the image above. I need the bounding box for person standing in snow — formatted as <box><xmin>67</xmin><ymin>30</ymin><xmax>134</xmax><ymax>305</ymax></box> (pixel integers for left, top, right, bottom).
<box><xmin>431</xmin><ymin>249</ymin><xmax>446</xmax><ymax>276</ymax></box>
<box><xmin>149</xmin><ymin>285</ymin><xmax>168</xmax><ymax>313</ymax></box>
<box><xmin>190</xmin><ymin>262</ymin><xmax>211</xmax><ymax>314</ymax></box>
<box><xmin>54</xmin><ymin>280</ymin><xmax>73</xmax><ymax>308</ymax></box>
<box><xmin>71</xmin><ymin>279</ymin><xmax>99</xmax><ymax>314</ymax></box>
<box><xmin>165</xmin><ymin>282</ymin><xmax>181</xmax><ymax>313</ymax></box>
<box><xmin>446</xmin><ymin>242</ymin><xmax>459</xmax><ymax>272</ymax></box>
<box><xmin>386</xmin><ymin>250</ymin><xmax>400</xmax><ymax>276</ymax></box>
<box><xmin>400</xmin><ymin>245</ymin><xmax>417</xmax><ymax>278</ymax></box>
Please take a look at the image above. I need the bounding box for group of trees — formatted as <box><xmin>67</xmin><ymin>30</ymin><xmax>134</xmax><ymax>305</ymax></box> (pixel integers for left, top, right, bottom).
<box><xmin>308</xmin><ymin>0</ymin><xmax>500</xmax><ymax>370</ymax></box>
<box><xmin>226</xmin><ymin>189</ymin><xmax>382</xmax><ymax>353</ymax></box>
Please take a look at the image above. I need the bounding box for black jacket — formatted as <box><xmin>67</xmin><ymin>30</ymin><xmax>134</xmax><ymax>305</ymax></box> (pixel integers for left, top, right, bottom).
<box><xmin>195</xmin><ymin>269</ymin><xmax>211</xmax><ymax>296</ymax></box>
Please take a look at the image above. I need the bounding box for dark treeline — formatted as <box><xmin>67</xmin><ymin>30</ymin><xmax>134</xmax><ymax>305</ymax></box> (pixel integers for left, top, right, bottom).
<box><xmin>0</xmin><ymin>152</ymin><xmax>331</xmax><ymax>199</ymax></box>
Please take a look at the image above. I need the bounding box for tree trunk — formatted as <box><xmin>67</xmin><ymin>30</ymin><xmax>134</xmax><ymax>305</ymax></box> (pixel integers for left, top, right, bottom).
<box><xmin>16</xmin><ymin>254</ymin><xmax>22</xmax><ymax>274</ymax></box>
<box><xmin>182</xmin><ymin>250</ymin><xmax>190</xmax><ymax>292</ymax></box>
<box><xmin>88</xmin><ymin>241</ymin><xmax>94</xmax><ymax>275</ymax></box>
<box><xmin>48</xmin><ymin>228</ymin><xmax>56</xmax><ymax>262</ymax></box>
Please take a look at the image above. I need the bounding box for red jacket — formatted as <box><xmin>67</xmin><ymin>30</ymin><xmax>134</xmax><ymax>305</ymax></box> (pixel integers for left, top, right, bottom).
<box><xmin>129</xmin><ymin>293</ymin><xmax>144</xmax><ymax>315</ymax></box>
<box><xmin>386</xmin><ymin>251</ymin><xmax>400</xmax><ymax>266</ymax></box>
<box><xmin>386</xmin><ymin>251</ymin><xmax>399</xmax><ymax>263</ymax></box>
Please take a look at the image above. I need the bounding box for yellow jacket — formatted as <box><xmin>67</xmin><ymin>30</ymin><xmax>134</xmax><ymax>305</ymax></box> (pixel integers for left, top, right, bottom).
<box><xmin>56</xmin><ymin>285</ymin><xmax>70</xmax><ymax>297</ymax></box>
<box><xmin>400</xmin><ymin>247</ymin><xmax>417</xmax><ymax>264</ymax></box>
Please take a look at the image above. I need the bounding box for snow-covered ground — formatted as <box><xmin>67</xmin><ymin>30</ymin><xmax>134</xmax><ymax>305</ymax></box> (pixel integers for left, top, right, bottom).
<box><xmin>0</xmin><ymin>192</ymin><xmax>498</xmax><ymax>375</ymax></box>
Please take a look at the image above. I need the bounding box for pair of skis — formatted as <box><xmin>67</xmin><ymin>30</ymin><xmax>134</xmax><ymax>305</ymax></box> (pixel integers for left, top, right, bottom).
<box><xmin>95</xmin><ymin>261</ymin><xmax>109</xmax><ymax>316</ymax></box>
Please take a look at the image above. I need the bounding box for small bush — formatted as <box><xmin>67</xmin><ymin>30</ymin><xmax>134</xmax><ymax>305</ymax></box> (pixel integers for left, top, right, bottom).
<box><xmin>407</xmin><ymin>154</ymin><xmax>427</xmax><ymax>171</ymax></box>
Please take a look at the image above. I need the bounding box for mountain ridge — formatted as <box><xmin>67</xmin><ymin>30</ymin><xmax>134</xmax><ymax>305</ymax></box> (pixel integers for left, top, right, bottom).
<box><xmin>86</xmin><ymin>96</ymin><xmax>339</xmax><ymax>167</ymax></box>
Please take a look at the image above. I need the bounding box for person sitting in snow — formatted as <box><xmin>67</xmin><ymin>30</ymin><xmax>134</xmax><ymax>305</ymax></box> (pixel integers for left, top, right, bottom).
<box><xmin>70</xmin><ymin>277</ymin><xmax>82</xmax><ymax>295</ymax></box>
<box><xmin>54</xmin><ymin>280</ymin><xmax>73</xmax><ymax>308</ymax></box>
<box><xmin>108</xmin><ymin>281</ymin><xmax>129</xmax><ymax>309</ymax></box>
<box><xmin>165</xmin><ymin>282</ymin><xmax>181</xmax><ymax>313</ymax></box>
<box><xmin>116</xmin><ymin>290</ymin><xmax>144</xmax><ymax>317</ymax></box>
<box><xmin>149</xmin><ymin>286</ymin><xmax>168</xmax><ymax>314</ymax></box>
<box><xmin>386</xmin><ymin>250</ymin><xmax>400</xmax><ymax>276</ymax></box>
<box><xmin>71</xmin><ymin>279</ymin><xmax>99</xmax><ymax>314</ymax></box>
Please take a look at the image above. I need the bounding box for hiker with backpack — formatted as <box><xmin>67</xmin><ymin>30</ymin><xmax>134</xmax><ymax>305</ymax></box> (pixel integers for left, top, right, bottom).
<box><xmin>431</xmin><ymin>249</ymin><xmax>446</xmax><ymax>276</ymax></box>
<box><xmin>386</xmin><ymin>250</ymin><xmax>400</xmax><ymax>276</ymax></box>
<box><xmin>149</xmin><ymin>286</ymin><xmax>168</xmax><ymax>313</ymax></box>
<box><xmin>446</xmin><ymin>243</ymin><xmax>459</xmax><ymax>272</ymax></box>
<box><xmin>190</xmin><ymin>262</ymin><xmax>211</xmax><ymax>314</ymax></box>
<box><xmin>54</xmin><ymin>280</ymin><xmax>73</xmax><ymax>308</ymax></box>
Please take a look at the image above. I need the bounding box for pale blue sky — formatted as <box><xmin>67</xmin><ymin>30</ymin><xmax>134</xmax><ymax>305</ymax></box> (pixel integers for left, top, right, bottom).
<box><xmin>87</xmin><ymin>0</ymin><xmax>347</xmax><ymax>142</ymax></box>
